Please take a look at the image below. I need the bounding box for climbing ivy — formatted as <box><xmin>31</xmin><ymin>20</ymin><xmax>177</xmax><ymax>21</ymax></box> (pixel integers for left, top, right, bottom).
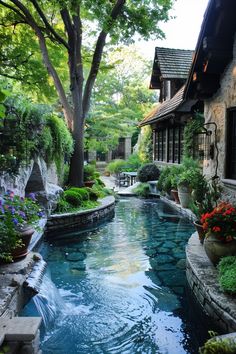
<box><xmin>183</xmin><ymin>112</ymin><xmax>205</xmax><ymax>159</ymax></box>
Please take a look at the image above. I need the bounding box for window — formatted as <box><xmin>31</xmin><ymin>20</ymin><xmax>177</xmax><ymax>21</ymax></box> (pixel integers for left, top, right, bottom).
<box><xmin>227</xmin><ymin>109</ymin><xmax>236</xmax><ymax>179</ymax></box>
<box><xmin>154</xmin><ymin>125</ymin><xmax>183</xmax><ymax>164</ymax></box>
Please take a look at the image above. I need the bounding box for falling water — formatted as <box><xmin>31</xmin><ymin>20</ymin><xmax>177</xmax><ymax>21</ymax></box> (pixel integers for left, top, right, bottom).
<box><xmin>32</xmin><ymin>272</ymin><xmax>64</xmax><ymax>329</ymax></box>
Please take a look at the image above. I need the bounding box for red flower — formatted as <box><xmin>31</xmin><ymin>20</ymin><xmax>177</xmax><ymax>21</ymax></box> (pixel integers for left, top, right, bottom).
<box><xmin>212</xmin><ymin>226</ymin><xmax>221</xmax><ymax>232</ymax></box>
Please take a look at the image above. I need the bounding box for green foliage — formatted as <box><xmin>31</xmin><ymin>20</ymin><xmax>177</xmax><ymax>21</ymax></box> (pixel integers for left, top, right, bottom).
<box><xmin>199</xmin><ymin>337</ymin><xmax>236</xmax><ymax>354</ymax></box>
<box><xmin>46</xmin><ymin>113</ymin><xmax>74</xmax><ymax>175</ymax></box>
<box><xmin>136</xmin><ymin>125</ymin><xmax>153</xmax><ymax>162</ymax></box>
<box><xmin>92</xmin><ymin>180</ymin><xmax>113</xmax><ymax>199</ymax></box>
<box><xmin>106</xmin><ymin>159</ymin><xmax>127</xmax><ymax>174</ymax></box>
<box><xmin>63</xmin><ymin>190</ymin><xmax>82</xmax><ymax>207</ymax></box>
<box><xmin>0</xmin><ymin>94</ymin><xmax>73</xmax><ymax>177</ymax></box>
<box><xmin>0</xmin><ymin>191</ymin><xmax>43</xmax><ymax>262</ymax></box>
<box><xmin>137</xmin><ymin>163</ymin><xmax>160</xmax><ymax>182</ymax></box>
<box><xmin>183</xmin><ymin>112</ymin><xmax>205</xmax><ymax>159</ymax></box>
<box><xmin>217</xmin><ymin>256</ymin><xmax>236</xmax><ymax>295</ymax></box>
<box><xmin>133</xmin><ymin>183</ymin><xmax>150</xmax><ymax>198</ymax></box>
<box><xmin>84</xmin><ymin>164</ymin><xmax>99</xmax><ymax>181</ymax></box>
<box><xmin>191</xmin><ymin>177</ymin><xmax>222</xmax><ymax>220</ymax></box>
<box><xmin>85</xmin><ymin>187</ymin><xmax>99</xmax><ymax>201</ymax></box>
<box><xmin>69</xmin><ymin>187</ymin><xmax>90</xmax><ymax>201</ymax></box>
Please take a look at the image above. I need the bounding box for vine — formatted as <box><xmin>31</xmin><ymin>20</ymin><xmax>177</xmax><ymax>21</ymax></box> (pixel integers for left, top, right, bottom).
<box><xmin>183</xmin><ymin>112</ymin><xmax>205</xmax><ymax>159</ymax></box>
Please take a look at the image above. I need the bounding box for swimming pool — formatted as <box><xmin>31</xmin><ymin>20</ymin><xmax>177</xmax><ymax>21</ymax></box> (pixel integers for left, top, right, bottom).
<box><xmin>22</xmin><ymin>198</ymin><xmax>215</xmax><ymax>353</ymax></box>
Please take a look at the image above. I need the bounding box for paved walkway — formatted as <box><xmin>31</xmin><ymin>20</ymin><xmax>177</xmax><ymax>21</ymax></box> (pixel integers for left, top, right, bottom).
<box><xmin>101</xmin><ymin>175</ymin><xmax>140</xmax><ymax>196</ymax></box>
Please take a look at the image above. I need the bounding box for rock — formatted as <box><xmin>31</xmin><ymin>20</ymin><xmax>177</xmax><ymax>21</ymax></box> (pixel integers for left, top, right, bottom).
<box><xmin>153</xmin><ymin>254</ymin><xmax>175</xmax><ymax>264</ymax></box>
<box><xmin>66</xmin><ymin>252</ymin><xmax>86</xmax><ymax>262</ymax></box>
<box><xmin>144</xmin><ymin>285</ymin><xmax>181</xmax><ymax>312</ymax></box>
<box><xmin>70</xmin><ymin>261</ymin><xmax>86</xmax><ymax>272</ymax></box>
<box><xmin>158</xmin><ymin>270</ymin><xmax>186</xmax><ymax>287</ymax></box>
<box><xmin>162</xmin><ymin>241</ymin><xmax>176</xmax><ymax>249</ymax></box>
<box><xmin>176</xmin><ymin>259</ymin><xmax>186</xmax><ymax>269</ymax></box>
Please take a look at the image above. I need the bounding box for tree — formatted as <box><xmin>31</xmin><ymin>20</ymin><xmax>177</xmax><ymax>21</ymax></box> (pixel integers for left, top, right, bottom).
<box><xmin>86</xmin><ymin>45</ymin><xmax>157</xmax><ymax>154</ymax></box>
<box><xmin>0</xmin><ymin>0</ymin><xmax>173</xmax><ymax>186</ymax></box>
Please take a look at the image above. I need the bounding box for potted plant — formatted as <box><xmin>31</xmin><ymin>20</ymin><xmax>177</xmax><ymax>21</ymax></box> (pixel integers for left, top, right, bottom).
<box><xmin>191</xmin><ymin>177</ymin><xmax>221</xmax><ymax>243</ymax></box>
<box><xmin>0</xmin><ymin>191</ymin><xmax>44</xmax><ymax>262</ymax></box>
<box><xmin>201</xmin><ymin>202</ymin><xmax>236</xmax><ymax>265</ymax></box>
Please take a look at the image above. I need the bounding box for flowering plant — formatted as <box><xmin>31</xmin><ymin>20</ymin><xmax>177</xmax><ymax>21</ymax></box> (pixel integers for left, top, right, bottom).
<box><xmin>200</xmin><ymin>202</ymin><xmax>236</xmax><ymax>242</ymax></box>
<box><xmin>0</xmin><ymin>191</ymin><xmax>44</xmax><ymax>262</ymax></box>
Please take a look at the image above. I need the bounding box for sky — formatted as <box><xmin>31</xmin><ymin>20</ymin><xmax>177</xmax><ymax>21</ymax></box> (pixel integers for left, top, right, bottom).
<box><xmin>138</xmin><ymin>0</ymin><xmax>209</xmax><ymax>60</ymax></box>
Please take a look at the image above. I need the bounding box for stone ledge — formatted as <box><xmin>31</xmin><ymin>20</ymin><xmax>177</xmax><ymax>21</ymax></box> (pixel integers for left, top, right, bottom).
<box><xmin>186</xmin><ymin>233</ymin><xmax>236</xmax><ymax>332</ymax></box>
<box><xmin>0</xmin><ymin>253</ymin><xmax>44</xmax><ymax>318</ymax></box>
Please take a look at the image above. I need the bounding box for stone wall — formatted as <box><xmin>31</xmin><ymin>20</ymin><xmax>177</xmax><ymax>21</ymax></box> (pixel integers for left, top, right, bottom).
<box><xmin>46</xmin><ymin>196</ymin><xmax>115</xmax><ymax>237</ymax></box>
<box><xmin>186</xmin><ymin>234</ymin><xmax>236</xmax><ymax>333</ymax></box>
<box><xmin>203</xmin><ymin>33</ymin><xmax>236</xmax><ymax>201</ymax></box>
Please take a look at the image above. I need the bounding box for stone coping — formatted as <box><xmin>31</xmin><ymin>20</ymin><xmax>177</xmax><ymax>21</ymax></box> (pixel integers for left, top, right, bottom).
<box><xmin>160</xmin><ymin>196</ymin><xmax>196</xmax><ymax>221</ymax></box>
<box><xmin>186</xmin><ymin>233</ymin><xmax>236</xmax><ymax>332</ymax></box>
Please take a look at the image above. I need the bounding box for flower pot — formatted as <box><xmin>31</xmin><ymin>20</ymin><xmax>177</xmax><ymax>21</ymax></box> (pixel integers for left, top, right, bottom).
<box><xmin>193</xmin><ymin>221</ymin><xmax>205</xmax><ymax>244</ymax></box>
<box><xmin>203</xmin><ymin>233</ymin><xmax>236</xmax><ymax>266</ymax></box>
<box><xmin>84</xmin><ymin>181</ymin><xmax>95</xmax><ymax>188</ymax></box>
<box><xmin>11</xmin><ymin>226</ymin><xmax>35</xmax><ymax>260</ymax></box>
<box><xmin>177</xmin><ymin>187</ymin><xmax>192</xmax><ymax>208</ymax></box>
<box><xmin>171</xmin><ymin>189</ymin><xmax>180</xmax><ymax>204</ymax></box>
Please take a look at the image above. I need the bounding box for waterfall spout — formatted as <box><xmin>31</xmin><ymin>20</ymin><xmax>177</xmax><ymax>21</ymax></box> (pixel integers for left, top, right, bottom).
<box><xmin>24</xmin><ymin>258</ymin><xmax>47</xmax><ymax>297</ymax></box>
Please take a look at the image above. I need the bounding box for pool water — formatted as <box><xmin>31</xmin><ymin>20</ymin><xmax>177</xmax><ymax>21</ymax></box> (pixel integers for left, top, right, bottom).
<box><xmin>22</xmin><ymin>198</ymin><xmax>214</xmax><ymax>354</ymax></box>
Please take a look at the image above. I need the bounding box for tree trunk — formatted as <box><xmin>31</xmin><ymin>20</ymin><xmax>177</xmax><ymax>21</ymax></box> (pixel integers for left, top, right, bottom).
<box><xmin>68</xmin><ymin>114</ymin><xmax>84</xmax><ymax>187</ymax></box>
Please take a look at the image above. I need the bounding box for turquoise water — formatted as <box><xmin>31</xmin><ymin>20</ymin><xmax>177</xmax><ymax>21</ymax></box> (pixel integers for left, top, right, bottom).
<box><xmin>22</xmin><ymin>198</ymin><xmax>214</xmax><ymax>354</ymax></box>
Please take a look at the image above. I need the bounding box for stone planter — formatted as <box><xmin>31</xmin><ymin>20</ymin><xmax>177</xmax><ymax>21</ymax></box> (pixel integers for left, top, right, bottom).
<box><xmin>12</xmin><ymin>226</ymin><xmax>35</xmax><ymax>260</ymax></box>
<box><xmin>177</xmin><ymin>185</ymin><xmax>192</xmax><ymax>208</ymax></box>
<box><xmin>203</xmin><ymin>233</ymin><xmax>236</xmax><ymax>266</ymax></box>
<box><xmin>193</xmin><ymin>221</ymin><xmax>205</xmax><ymax>244</ymax></box>
<box><xmin>171</xmin><ymin>189</ymin><xmax>180</xmax><ymax>204</ymax></box>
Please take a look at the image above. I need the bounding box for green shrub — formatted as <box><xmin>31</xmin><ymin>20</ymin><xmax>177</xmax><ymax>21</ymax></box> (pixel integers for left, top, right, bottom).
<box><xmin>106</xmin><ymin>159</ymin><xmax>127</xmax><ymax>174</ymax></box>
<box><xmin>68</xmin><ymin>187</ymin><xmax>90</xmax><ymax>201</ymax></box>
<box><xmin>54</xmin><ymin>198</ymin><xmax>71</xmax><ymax>213</ymax></box>
<box><xmin>217</xmin><ymin>256</ymin><xmax>236</xmax><ymax>294</ymax></box>
<box><xmin>137</xmin><ymin>163</ymin><xmax>160</xmax><ymax>182</ymax></box>
<box><xmin>199</xmin><ymin>337</ymin><xmax>236</xmax><ymax>354</ymax></box>
<box><xmin>64</xmin><ymin>190</ymin><xmax>82</xmax><ymax>207</ymax></box>
<box><xmin>84</xmin><ymin>163</ymin><xmax>98</xmax><ymax>181</ymax></box>
<box><xmin>85</xmin><ymin>187</ymin><xmax>99</xmax><ymax>201</ymax></box>
<box><xmin>133</xmin><ymin>183</ymin><xmax>150</xmax><ymax>198</ymax></box>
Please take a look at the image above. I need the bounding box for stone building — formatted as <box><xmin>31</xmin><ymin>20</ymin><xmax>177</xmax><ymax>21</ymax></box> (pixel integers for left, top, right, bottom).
<box><xmin>184</xmin><ymin>0</ymin><xmax>236</xmax><ymax>201</ymax></box>
<box><xmin>140</xmin><ymin>47</ymin><xmax>198</xmax><ymax>165</ymax></box>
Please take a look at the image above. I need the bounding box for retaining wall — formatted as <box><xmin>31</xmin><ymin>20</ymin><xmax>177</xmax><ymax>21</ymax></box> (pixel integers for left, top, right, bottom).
<box><xmin>45</xmin><ymin>196</ymin><xmax>115</xmax><ymax>237</ymax></box>
<box><xmin>186</xmin><ymin>233</ymin><xmax>236</xmax><ymax>332</ymax></box>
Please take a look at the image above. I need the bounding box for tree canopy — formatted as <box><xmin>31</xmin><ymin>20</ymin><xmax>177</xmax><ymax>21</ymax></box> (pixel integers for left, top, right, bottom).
<box><xmin>0</xmin><ymin>0</ymin><xmax>174</xmax><ymax>186</ymax></box>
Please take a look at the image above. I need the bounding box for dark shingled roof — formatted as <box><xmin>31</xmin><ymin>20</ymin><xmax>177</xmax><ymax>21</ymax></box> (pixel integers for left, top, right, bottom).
<box><xmin>150</xmin><ymin>47</ymin><xmax>194</xmax><ymax>88</ymax></box>
<box><xmin>139</xmin><ymin>86</ymin><xmax>185</xmax><ymax>126</ymax></box>
<box><xmin>156</xmin><ymin>47</ymin><xmax>194</xmax><ymax>79</ymax></box>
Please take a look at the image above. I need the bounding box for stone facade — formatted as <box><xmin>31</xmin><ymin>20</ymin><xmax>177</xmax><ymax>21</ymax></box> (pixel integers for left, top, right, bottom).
<box><xmin>46</xmin><ymin>196</ymin><xmax>115</xmax><ymax>237</ymax></box>
<box><xmin>203</xmin><ymin>34</ymin><xmax>236</xmax><ymax>202</ymax></box>
<box><xmin>186</xmin><ymin>234</ymin><xmax>236</xmax><ymax>333</ymax></box>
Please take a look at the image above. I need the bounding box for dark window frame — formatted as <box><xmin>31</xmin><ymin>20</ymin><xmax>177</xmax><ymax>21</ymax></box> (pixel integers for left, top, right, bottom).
<box><xmin>226</xmin><ymin>108</ymin><xmax>236</xmax><ymax>179</ymax></box>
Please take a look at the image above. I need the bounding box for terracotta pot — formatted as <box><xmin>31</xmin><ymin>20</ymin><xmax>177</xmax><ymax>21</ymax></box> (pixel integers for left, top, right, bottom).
<box><xmin>171</xmin><ymin>189</ymin><xmax>180</xmax><ymax>204</ymax></box>
<box><xmin>203</xmin><ymin>233</ymin><xmax>236</xmax><ymax>266</ymax></box>
<box><xmin>193</xmin><ymin>221</ymin><xmax>205</xmax><ymax>244</ymax></box>
<box><xmin>12</xmin><ymin>226</ymin><xmax>34</xmax><ymax>260</ymax></box>
<box><xmin>84</xmin><ymin>181</ymin><xmax>95</xmax><ymax>188</ymax></box>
